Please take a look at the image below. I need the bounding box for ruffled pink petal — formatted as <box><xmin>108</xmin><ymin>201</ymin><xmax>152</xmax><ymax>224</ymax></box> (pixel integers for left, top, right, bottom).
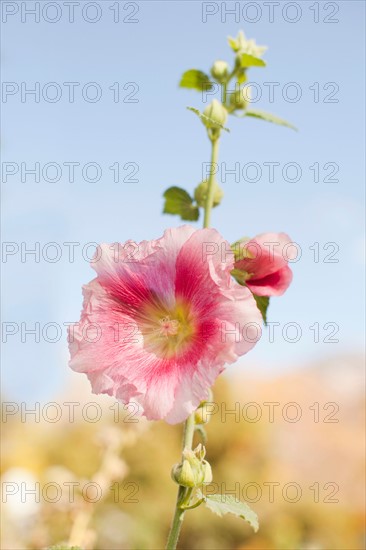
<box><xmin>165</xmin><ymin>361</ymin><xmax>223</xmax><ymax>424</ymax></box>
<box><xmin>235</xmin><ymin>239</ymin><xmax>286</xmax><ymax>279</ymax></box>
<box><xmin>234</xmin><ymin>232</ymin><xmax>294</xmax><ymax>297</ymax></box>
<box><xmin>69</xmin><ymin>226</ymin><xmax>263</xmax><ymax>424</ymax></box>
<box><xmin>175</xmin><ymin>228</ymin><xmax>234</xmax><ymax>308</ymax></box>
<box><xmin>215</xmin><ymin>282</ymin><xmax>262</xmax><ymax>358</ymax></box>
<box><xmin>247</xmin><ymin>265</ymin><xmax>293</xmax><ymax>296</ymax></box>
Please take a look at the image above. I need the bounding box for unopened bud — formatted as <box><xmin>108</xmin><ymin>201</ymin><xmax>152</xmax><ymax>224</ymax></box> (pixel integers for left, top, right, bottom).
<box><xmin>171</xmin><ymin>445</ymin><xmax>213</xmax><ymax>488</ymax></box>
<box><xmin>194</xmin><ymin>399</ymin><xmax>214</xmax><ymax>424</ymax></box>
<box><xmin>211</xmin><ymin>60</ymin><xmax>229</xmax><ymax>83</ymax></box>
<box><xmin>171</xmin><ymin>456</ymin><xmax>204</xmax><ymax>488</ymax></box>
<box><xmin>203</xmin><ymin>99</ymin><xmax>228</xmax><ymax>129</ymax></box>
<box><xmin>194</xmin><ymin>180</ymin><xmax>223</xmax><ymax>208</ymax></box>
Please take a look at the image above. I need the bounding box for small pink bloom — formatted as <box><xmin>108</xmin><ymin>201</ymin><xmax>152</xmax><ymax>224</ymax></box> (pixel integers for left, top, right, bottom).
<box><xmin>234</xmin><ymin>232</ymin><xmax>294</xmax><ymax>297</ymax></box>
<box><xmin>69</xmin><ymin>226</ymin><xmax>262</xmax><ymax>424</ymax></box>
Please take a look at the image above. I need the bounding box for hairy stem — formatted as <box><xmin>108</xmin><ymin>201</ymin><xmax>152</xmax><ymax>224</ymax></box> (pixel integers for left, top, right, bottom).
<box><xmin>203</xmin><ymin>136</ymin><xmax>220</xmax><ymax>229</ymax></box>
<box><xmin>165</xmin><ymin>413</ymin><xmax>195</xmax><ymax>550</ymax></box>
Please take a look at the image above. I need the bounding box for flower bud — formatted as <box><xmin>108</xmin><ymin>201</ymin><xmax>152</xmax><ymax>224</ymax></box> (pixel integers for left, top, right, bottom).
<box><xmin>171</xmin><ymin>446</ymin><xmax>212</xmax><ymax>488</ymax></box>
<box><xmin>171</xmin><ymin>459</ymin><xmax>196</xmax><ymax>488</ymax></box>
<box><xmin>210</xmin><ymin>60</ymin><xmax>229</xmax><ymax>83</ymax></box>
<box><xmin>194</xmin><ymin>397</ymin><xmax>214</xmax><ymax>425</ymax></box>
<box><xmin>230</xmin><ymin>87</ymin><xmax>250</xmax><ymax>111</ymax></box>
<box><xmin>202</xmin><ymin>460</ymin><xmax>213</xmax><ymax>484</ymax></box>
<box><xmin>194</xmin><ymin>180</ymin><xmax>224</xmax><ymax>208</ymax></box>
<box><xmin>203</xmin><ymin>99</ymin><xmax>228</xmax><ymax>128</ymax></box>
<box><xmin>194</xmin><ymin>407</ymin><xmax>207</xmax><ymax>425</ymax></box>
<box><xmin>171</xmin><ymin>454</ymin><xmax>205</xmax><ymax>488</ymax></box>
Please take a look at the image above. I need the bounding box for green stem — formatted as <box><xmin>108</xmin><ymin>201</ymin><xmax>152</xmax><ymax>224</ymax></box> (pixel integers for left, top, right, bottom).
<box><xmin>222</xmin><ymin>81</ymin><xmax>227</xmax><ymax>105</ymax></box>
<box><xmin>166</xmin><ymin>413</ymin><xmax>195</xmax><ymax>550</ymax></box>
<box><xmin>166</xmin><ymin>122</ymin><xmax>222</xmax><ymax>550</ymax></box>
<box><xmin>203</xmin><ymin>136</ymin><xmax>220</xmax><ymax>229</ymax></box>
<box><xmin>223</xmin><ymin>69</ymin><xmax>238</xmax><ymax>106</ymax></box>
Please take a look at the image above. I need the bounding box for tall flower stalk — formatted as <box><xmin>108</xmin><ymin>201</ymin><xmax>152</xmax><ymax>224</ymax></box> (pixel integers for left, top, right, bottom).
<box><xmin>69</xmin><ymin>30</ymin><xmax>296</xmax><ymax>550</ymax></box>
<box><xmin>166</xmin><ymin>135</ymin><xmax>221</xmax><ymax>549</ymax></box>
<box><xmin>164</xmin><ymin>30</ymin><xmax>296</xmax><ymax>549</ymax></box>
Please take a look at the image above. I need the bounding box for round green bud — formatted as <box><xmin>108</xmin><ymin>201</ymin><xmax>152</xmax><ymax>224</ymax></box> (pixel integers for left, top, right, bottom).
<box><xmin>210</xmin><ymin>60</ymin><xmax>229</xmax><ymax>83</ymax></box>
<box><xmin>194</xmin><ymin>180</ymin><xmax>224</xmax><ymax>208</ymax></box>
<box><xmin>171</xmin><ymin>451</ymin><xmax>206</xmax><ymax>488</ymax></box>
<box><xmin>171</xmin><ymin>460</ymin><xmax>196</xmax><ymax>488</ymax></box>
<box><xmin>203</xmin><ymin>99</ymin><xmax>228</xmax><ymax>129</ymax></box>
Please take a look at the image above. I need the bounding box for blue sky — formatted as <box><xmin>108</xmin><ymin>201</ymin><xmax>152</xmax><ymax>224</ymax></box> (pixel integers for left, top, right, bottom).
<box><xmin>1</xmin><ymin>1</ymin><xmax>365</xmax><ymax>402</ymax></box>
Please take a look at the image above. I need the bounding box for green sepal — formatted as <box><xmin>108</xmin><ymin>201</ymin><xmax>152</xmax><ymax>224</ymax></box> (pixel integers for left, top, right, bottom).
<box><xmin>253</xmin><ymin>294</ymin><xmax>270</xmax><ymax>325</ymax></box>
<box><xmin>187</xmin><ymin>107</ymin><xmax>230</xmax><ymax>132</ymax></box>
<box><xmin>231</xmin><ymin>268</ymin><xmax>249</xmax><ymax>286</ymax></box>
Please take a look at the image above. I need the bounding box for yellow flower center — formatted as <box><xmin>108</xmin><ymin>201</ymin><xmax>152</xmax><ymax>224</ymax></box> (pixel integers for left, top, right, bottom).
<box><xmin>140</xmin><ymin>301</ymin><xmax>195</xmax><ymax>358</ymax></box>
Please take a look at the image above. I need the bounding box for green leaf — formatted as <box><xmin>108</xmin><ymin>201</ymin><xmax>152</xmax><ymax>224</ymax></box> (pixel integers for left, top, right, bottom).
<box><xmin>187</xmin><ymin>107</ymin><xmax>230</xmax><ymax>132</ymax></box>
<box><xmin>180</xmin><ymin>70</ymin><xmax>214</xmax><ymax>92</ymax></box>
<box><xmin>238</xmin><ymin>53</ymin><xmax>266</xmax><ymax>68</ymax></box>
<box><xmin>245</xmin><ymin>109</ymin><xmax>297</xmax><ymax>131</ymax></box>
<box><xmin>253</xmin><ymin>294</ymin><xmax>270</xmax><ymax>325</ymax></box>
<box><xmin>163</xmin><ymin>186</ymin><xmax>199</xmax><ymax>221</ymax></box>
<box><xmin>198</xmin><ymin>491</ymin><xmax>259</xmax><ymax>532</ymax></box>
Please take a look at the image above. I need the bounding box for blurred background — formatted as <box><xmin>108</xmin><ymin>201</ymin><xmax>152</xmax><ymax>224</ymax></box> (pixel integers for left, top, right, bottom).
<box><xmin>1</xmin><ymin>1</ymin><xmax>365</xmax><ymax>549</ymax></box>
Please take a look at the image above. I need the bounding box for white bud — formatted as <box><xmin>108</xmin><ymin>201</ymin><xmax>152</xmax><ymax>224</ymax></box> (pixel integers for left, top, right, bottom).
<box><xmin>203</xmin><ymin>100</ymin><xmax>228</xmax><ymax>128</ymax></box>
<box><xmin>211</xmin><ymin>60</ymin><xmax>229</xmax><ymax>83</ymax></box>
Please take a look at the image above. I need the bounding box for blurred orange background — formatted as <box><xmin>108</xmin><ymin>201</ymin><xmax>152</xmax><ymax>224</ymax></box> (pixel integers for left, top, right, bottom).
<box><xmin>1</xmin><ymin>353</ymin><xmax>364</xmax><ymax>550</ymax></box>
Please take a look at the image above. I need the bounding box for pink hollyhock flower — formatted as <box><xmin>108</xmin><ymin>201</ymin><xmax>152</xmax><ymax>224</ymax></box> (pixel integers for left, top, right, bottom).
<box><xmin>68</xmin><ymin>226</ymin><xmax>262</xmax><ymax>424</ymax></box>
<box><xmin>233</xmin><ymin>232</ymin><xmax>294</xmax><ymax>297</ymax></box>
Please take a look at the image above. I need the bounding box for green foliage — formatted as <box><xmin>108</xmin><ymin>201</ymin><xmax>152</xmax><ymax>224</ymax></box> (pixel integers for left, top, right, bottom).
<box><xmin>163</xmin><ymin>186</ymin><xmax>199</xmax><ymax>221</ymax></box>
<box><xmin>245</xmin><ymin>109</ymin><xmax>297</xmax><ymax>130</ymax></box>
<box><xmin>253</xmin><ymin>294</ymin><xmax>270</xmax><ymax>325</ymax></box>
<box><xmin>181</xmin><ymin>31</ymin><xmax>296</xmax><ymax>135</ymax></box>
<box><xmin>198</xmin><ymin>491</ymin><xmax>259</xmax><ymax>532</ymax></box>
<box><xmin>187</xmin><ymin>107</ymin><xmax>229</xmax><ymax>132</ymax></box>
<box><xmin>238</xmin><ymin>52</ymin><xmax>266</xmax><ymax>68</ymax></box>
<box><xmin>180</xmin><ymin>70</ymin><xmax>214</xmax><ymax>92</ymax></box>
